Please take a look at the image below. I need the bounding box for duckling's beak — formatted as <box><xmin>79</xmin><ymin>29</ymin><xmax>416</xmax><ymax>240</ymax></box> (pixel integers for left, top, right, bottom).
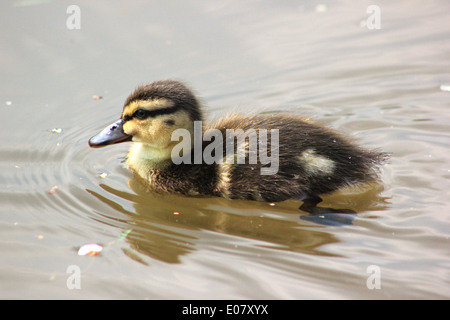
<box><xmin>88</xmin><ymin>119</ymin><xmax>132</xmax><ymax>148</ymax></box>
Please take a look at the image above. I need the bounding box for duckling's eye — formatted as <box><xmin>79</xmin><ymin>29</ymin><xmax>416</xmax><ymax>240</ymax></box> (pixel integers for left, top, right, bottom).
<box><xmin>134</xmin><ymin>109</ymin><xmax>149</xmax><ymax>120</ymax></box>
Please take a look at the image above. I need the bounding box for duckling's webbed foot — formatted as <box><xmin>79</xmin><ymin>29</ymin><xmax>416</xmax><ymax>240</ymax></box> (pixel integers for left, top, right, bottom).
<box><xmin>299</xmin><ymin>195</ymin><xmax>356</xmax><ymax>215</ymax></box>
<box><xmin>298</xmin><ymin>195</ymin><xmax>356</xmax><ymax>226</ymax></box>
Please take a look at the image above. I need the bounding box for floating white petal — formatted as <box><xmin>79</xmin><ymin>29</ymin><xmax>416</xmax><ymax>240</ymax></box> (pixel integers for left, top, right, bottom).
<box><xmin>78</xmin><ymin>243</ymin><xmax>103</xmax><ymax>256</ymax></box>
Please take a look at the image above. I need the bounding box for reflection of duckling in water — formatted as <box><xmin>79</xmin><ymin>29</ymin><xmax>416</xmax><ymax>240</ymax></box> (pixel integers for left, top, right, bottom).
<box><xmin>89</xmin><ymin>79</ymin><xmax>388</xmax><ymax>214</ymax></box>
<box><xmin>88</xmin><ymin>181</ymin><xmax>344</xmax><ymax>264</ymax></box>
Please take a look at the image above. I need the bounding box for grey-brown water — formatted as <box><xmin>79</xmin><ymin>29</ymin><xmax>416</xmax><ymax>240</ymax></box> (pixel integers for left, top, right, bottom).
<box><xmin>1</xmin><ymin>0</ymin><xmax>449</xmax><ymax>299</ymax></box>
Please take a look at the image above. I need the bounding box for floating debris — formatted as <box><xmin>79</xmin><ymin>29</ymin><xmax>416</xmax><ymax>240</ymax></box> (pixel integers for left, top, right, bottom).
<box><xmin>77</xmin><ymin>229</ymin><xmax>131</xmax><ymax>257</ymax></box>
<box><xmin>47</xmin><ymin>185</ymin><xmax>59</xmax><ymax>195</ymax></box>
<box><xmin>99</xmin><ymin>172</ymin><xmax>108</xmax><ymax>178</ymax></box>
<box><xmin>51</xmin><ymin>128</ymin><xmax>62</xmax><ymax>134</ymax></box>
<box><xmin>173</xmin><ymin>211</ymin><xmax>180</xmax><ymax>215</ymax></box>
<box><xmin>78</xmin><ymin>243</ymin><xmax>103</xmax><ymax>256</ymax></box>
<box><xmin>92</xmin><ymin>95</ymin><xmax>103</xmax><ymax>100</ymax></box>
<box><xmin>5</xmin><ymin>101</ymin><xmax>12</xmax><ymax>106</ymax></box>
<box><xmin>439</xmin><ymin>84</ymin><xmax>450</xmax><ymax>92</ymax></box>
<box><xmin>315</xmin><ymin>4</ymin><xmax>327</xmax><ymax>13</ymax></box>
<box><xmin>13</xmin><ymin>0</ymin><xmax>53</xmax><ymax>7</ymax></box>
<box><xmin>115</xmin><ymin>229</ymin><xmax>132</xmax><ymax>242</ymax></box>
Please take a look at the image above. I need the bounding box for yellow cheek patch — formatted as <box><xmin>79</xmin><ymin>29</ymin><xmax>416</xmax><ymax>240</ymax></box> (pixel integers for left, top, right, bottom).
<box><xmin>122</xmin><ymin>109</ymin><xmax>194</xmax><ymax>150</ymax></box>
<box><xmin>122</xmin><ymin>121</ymin><xmax>137</xmax><ymax>136</ymax></box>
<box><xmin>121</xmin><ymin>98</ymin><xmax>177</xmax><ymax>142</ymax></box>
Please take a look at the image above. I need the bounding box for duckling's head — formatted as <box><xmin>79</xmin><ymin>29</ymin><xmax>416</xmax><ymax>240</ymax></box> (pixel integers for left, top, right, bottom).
<box><xmin>89</xmin><ymin>80</ymin><xmax>202</xmax><ymax>161</ymax></box>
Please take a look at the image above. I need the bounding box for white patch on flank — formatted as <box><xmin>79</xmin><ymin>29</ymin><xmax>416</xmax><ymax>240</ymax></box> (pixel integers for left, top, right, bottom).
<box><xmin>298</xmin><ymin>148</ymin><xmax>335</xmax><ymax>176</ymax></box>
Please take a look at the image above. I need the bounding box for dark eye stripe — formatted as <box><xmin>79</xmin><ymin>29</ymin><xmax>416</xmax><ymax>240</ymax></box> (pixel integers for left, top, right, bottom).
<box><xmin>123</xmin><ymin>105</ymin><xmax>180</xmax><ymax>122</ymax></box>
<box><xmin>134</xmin><ymin>109</ymin><xmax>149</xmax><ymax>119</ymax></box>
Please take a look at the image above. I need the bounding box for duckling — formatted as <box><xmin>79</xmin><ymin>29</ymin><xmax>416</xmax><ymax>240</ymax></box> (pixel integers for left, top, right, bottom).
<box><xmin>89</xmin><ymin>79</ymin><xmax>387</xmax><ymax>214</ymax></box>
